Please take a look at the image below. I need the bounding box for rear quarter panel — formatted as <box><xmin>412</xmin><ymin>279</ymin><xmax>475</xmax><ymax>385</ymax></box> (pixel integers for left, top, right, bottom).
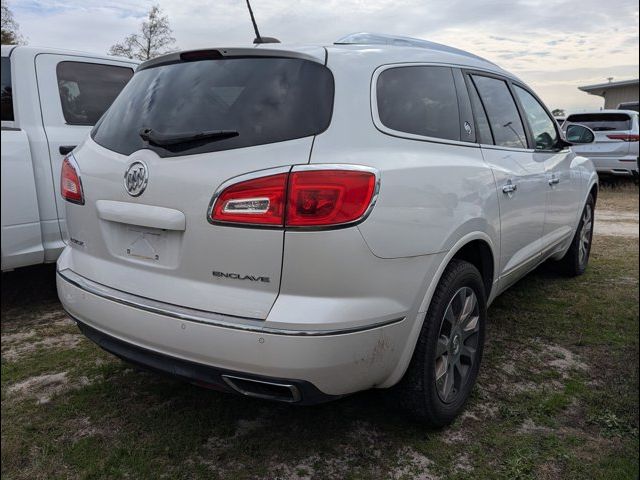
<box><xmin>312</xmin><ymin>50</ymin><xmax>500</xmax><ymax>261</ymax></box>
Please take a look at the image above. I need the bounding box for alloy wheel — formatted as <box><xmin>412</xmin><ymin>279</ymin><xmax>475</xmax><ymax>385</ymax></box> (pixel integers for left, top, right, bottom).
<box><xmin>579</xmin><ymin>204</ymin><xmax>593</xmax><ymax>267</ymax></box>
<box><xmin>434</xmin><ymin>287</ymin><xmax>480</xmax><ymax>403</ymax></box>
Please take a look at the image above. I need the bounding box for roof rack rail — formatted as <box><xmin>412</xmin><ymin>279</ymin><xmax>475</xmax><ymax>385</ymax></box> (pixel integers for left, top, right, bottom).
<box><xmin>334</xmin><ymin>32</ymin><xmax>495</xmax><ymax>65</ymax></box>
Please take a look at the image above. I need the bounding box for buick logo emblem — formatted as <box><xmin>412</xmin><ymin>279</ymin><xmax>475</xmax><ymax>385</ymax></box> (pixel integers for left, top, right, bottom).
<box><xmin>124</xmin><ymin>161</ymin><xmax>148</xmax><ymax>197</ymax></box>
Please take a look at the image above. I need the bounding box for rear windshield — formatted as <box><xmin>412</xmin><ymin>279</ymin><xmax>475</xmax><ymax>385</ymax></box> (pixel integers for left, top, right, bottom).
<box><xmin>91</xmin><ymin>57</ymin><xmax>334</xmax><ymax>157</ymax></box>
<box><xmin>565</xmin><ymin>113</ymin><xmax>632</xmax><ymax>131</ymax></box>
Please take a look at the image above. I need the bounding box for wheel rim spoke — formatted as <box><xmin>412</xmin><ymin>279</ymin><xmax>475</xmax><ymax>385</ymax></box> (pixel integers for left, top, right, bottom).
<box><xmin>441</xmin><ymin>362</ymin><xmax>455</xmax><ymax>400</ymax></box>
<box><xmin>460</xmin><ymin>291</ymin><xmax>476</xmax><ymax>323</ymax></box>
<box><xmin>435</xmin><ymin>355</ymin><xmax>448</xmax><ymax>381</ymax></box>
<box><xmin>462</xmin><ymin>310</ymin><xmax>479</xmax><ymax>331</ymax></box>
<box><xmin>436</xmin><ymin>335</ymin><xmax>449</xmax><ymax>357</ymax></box>
<box><xmin>460</xmin><ymin>345</ymin><xmax>476</xmax><ymax>364</ymax></box>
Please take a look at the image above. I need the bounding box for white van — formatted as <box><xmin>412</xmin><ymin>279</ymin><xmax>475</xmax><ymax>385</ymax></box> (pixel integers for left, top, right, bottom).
<box><xmin>1</xmin><ymin>45</ymin><xmax>137</xmax><ymax>271</ymax></box>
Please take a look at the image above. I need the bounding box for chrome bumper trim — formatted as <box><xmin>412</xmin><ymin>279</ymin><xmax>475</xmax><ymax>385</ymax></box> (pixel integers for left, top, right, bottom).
<box><xmin>57</xmin><ymin>269</ymin><xmax>405</xmax><ymax>336</ymax></box>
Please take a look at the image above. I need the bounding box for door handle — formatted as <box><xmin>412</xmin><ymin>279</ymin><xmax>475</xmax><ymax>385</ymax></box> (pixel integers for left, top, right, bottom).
<box><xmin>548</xmin><ymin>175</ymin><xmax>560</xmax><ymax>186</ymax></box>
<box><xmin>59</xmin><ymin>145</ymin><xmax>77</xmax><ymax>155</ymax></box>
<box><xmin>502</xmin><ymin>182</ymin><xmax>517</xmax><ymax>194</ymax></box>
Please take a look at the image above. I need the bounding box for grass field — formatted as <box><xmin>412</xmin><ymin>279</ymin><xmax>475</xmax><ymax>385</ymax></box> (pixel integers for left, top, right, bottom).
<box><xmin>1</xmin><ymin>186</ymin><xmax>638</xmax><ymax>480</ymax></box>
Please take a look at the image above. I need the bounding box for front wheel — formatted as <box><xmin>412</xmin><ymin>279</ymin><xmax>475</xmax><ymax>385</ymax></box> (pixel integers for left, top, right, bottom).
<box><xmin>557</xmin><ymin>195</ymin><xmax>595</xmax><ymax>276</ymax></box>
<box><xmin>397</xmin><ymin>259</ymin><xmax>486</xmax><ymax>426</ymax></box>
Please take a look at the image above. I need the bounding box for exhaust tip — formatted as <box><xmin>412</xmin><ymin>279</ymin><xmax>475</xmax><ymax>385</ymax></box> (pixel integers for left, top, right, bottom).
<box><xmin>222</xmin><ymin>375</ymin><xmax>301</xmax><ymax>403</ymax></box>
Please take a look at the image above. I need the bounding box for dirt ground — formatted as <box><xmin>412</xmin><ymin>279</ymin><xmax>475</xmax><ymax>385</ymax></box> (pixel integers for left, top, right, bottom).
<box><xmin>595</xmin><ymin>182</ymin><xmax>639</xmax><ymax>238</ymax></box>
<box><xmin>1</xmin><ymin>183</ymin><xmax>638</xmax><ymax>480</ymax></box>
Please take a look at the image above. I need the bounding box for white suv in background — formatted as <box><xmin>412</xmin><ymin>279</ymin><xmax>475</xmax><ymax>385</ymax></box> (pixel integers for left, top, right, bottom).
<box><xmin>56</xmin><ymin>33</ymin><xmax>598</xmax><ymax>425</ymax></box>
<box><xmin>564</xmin><ymin>110</ymin><xmax>639</xmax><ymax>177</ymax></box>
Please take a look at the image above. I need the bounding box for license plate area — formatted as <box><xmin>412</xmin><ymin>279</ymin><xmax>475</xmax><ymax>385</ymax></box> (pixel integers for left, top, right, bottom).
<box><xmin>126</xmin><ymin>227</ymin><xmax>164</xmax><ymax>261</ymax></box>
<box><xmin>99</xmin><ymin>221</ymin><xmax>183</xmax><ymax>268</ymax></box>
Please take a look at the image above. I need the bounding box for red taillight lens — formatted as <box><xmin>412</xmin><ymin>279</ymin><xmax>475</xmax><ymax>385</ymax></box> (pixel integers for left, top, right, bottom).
<box><xmin>286</xmin><ymin>170</ymin><xmax>377</xmax><ymax>226</ymax></box>
<box><xmin>60</xmin><ymin>156</ymin><xmax>84</xmax><ymax>205</ymax></box>
<box><xmin>210</xmin><ymin>173</ymin><xmax>288</xmax><ymax>226</ymax></box>
<box><xmin>606</xmin><ymin>134</ymin><xmax>640</xmax><ymax>142</ymax></box>
<box><xmin>210</xmin><ymin>168</ymin><xmax>378</xmax><ymax>228</ymax></box>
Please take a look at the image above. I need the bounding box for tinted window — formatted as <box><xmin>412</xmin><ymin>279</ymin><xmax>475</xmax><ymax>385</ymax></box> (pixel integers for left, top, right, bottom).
<box><xmin>467</xmin><ymin>79</ymin><xmax>493</xmax><ymax>144</ymax></box>
<box><xmin>514</xmin><ymin>86</ymin><xmax>558</xmax><ymax>150</ymax></box>
<box><xmin>565</xmin><ymin>113</ymin><xmax>632</xmax><ymax>131</ymax></box>
<box><xmin>1</xmin><ymin>57</ymin><xmax>13</xmax><ymax>122</ymax></box>
<box><xmin>92</xmin><ymin>58</ymin><xmax>334</xmax><ymax>157</ymax></box>
<box><xmin>57</xmin><ymin>61</ymin><xmax>133</xmax><ymax>126</ymax></box>
<box><xmin>472</xmin><ymin>75</ymin><xmax>528</xmax><ymax>149</ymax></box>
<box><xmin>377</xmin><ymin>66</ymin><xmax>460</xmax><ymax>141</ymax></box>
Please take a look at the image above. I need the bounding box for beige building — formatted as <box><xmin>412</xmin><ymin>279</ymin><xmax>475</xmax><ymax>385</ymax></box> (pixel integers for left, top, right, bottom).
<box><xmin>578</xmin><ymin>78</ymin><xmax>639</xmax><ymax>109</ymax></box>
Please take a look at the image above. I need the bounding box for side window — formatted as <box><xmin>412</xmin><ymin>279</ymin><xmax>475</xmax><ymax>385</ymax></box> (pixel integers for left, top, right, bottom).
<box><xmin>467</xmin><ymin>78</ymin><xmax>493</xmax><ymax>144</ymax></box>
<box><xmin>1</xmin><ymin>57</ymin><xmax>14</xmax><ymax>122</ymax></box>
<box><xmin>514</xmin><ymin>86</ymin><xmax>558</xmax><ymax>150</ymax></box>
<box><xmin>56</xmin><ymin>61</ymin><xmax>134</xmax><ymax>126</ymax></box>
<box><xmin>471</xmin><ymin>75</ymin><xmax>528</xmax><ymax>149</ymax></box>
<box><xmin>376</xmin><ymin>66</ymin><xmax>461</xmax><ymax>142</ymax></box>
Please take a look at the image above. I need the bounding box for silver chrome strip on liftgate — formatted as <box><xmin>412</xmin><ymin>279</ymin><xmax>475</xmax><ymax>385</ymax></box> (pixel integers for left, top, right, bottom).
<box><xmin>57</xmin><ymin>269</ymin><xmax>405</xmax><ymax>336</ymax></box>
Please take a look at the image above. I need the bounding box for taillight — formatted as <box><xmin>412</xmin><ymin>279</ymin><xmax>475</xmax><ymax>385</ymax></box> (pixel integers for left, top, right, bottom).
<box><xmin>286</xmin><ymin>170</ymin><xmax>377</xmax><ymax>226</ymax></box>
<box><xmin>210</xmin><ymin>173</ymin><xmax>288</xmax><ymax>226</ymax></box>
<box><xmin>606</xmin><ymin>134</ymin><xmax>640</xmax><ymax>142</ymax></box>
<box><xmin>209</xmin><ymin>167</ymin><xmax>378</xmax><ymax>228</ymax></box>
<box><xmin>60</xmin><ymin>156</ymin><xmax>84</xmax><ymax>205</ymax></box>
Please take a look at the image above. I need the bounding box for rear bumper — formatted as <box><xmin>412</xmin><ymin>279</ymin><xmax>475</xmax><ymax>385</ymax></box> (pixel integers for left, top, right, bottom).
<box><xmin>73</xmin><ymin>317</ymin><xmax>338</xmax><ymax>404</ymax></box>
<box><xmin>57</xmin><ymin>268</ymin><xmax>409</xmax><ymax>398</ymax></box>
<box><xmin>584</xmin><ymin>154</ymin><xmax>639</xmax><ymax>176</ymax></box>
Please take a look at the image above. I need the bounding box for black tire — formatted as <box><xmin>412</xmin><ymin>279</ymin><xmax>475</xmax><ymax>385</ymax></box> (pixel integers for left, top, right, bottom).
<box><xmin>396</xmin><ymin>259</ymin><xmax>486</xmax><ymax>427</ymax></box>
<box><xmin>557</xmin><ymin>194</ymin><xmax>595</xmax><ymax>277</ymax></box>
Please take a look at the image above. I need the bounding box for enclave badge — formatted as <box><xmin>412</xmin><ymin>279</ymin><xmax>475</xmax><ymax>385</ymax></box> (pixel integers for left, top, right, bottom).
<box><xmin>124</xmin><ymin>161</ymin><xmax>148</xmax><ymax>197</ymax></box>
<box><xmin>212</xmin><ymin>271</ymin><xmax>270</xmax><ymax>283</ymax></box>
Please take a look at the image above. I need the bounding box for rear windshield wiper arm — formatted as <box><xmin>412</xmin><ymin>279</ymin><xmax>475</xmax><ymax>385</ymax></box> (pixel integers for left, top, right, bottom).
<box><xmin>139</xmin><ymin>128</ymin><xmax>239</xmax><ymax>147</ymax></box>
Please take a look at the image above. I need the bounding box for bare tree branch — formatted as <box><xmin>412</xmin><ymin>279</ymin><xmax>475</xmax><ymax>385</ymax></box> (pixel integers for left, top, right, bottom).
<box><xmin>108</xmin><ymin>5</ymin><xmax>176</xmax><ymax>61</ymax></box>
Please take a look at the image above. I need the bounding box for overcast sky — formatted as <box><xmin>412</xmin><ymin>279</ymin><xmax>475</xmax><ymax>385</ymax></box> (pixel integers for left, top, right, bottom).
<box><xmin>9</xmin><ymin>0</ymin><xmax>640</xmax><ymax>112</ymax></box>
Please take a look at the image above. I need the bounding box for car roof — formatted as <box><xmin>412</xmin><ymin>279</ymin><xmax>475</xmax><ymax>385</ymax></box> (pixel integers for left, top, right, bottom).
<box><xmin>141</xmin><ymin>33</ymin><xmax>516</xmax><ymax>80</ymax></box>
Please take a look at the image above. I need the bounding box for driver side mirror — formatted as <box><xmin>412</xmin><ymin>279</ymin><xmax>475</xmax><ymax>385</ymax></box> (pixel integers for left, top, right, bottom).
<box><xmin>564</xmin><ymin>124</ymin><xmax>595</xmax><ymax>144</ymax></box>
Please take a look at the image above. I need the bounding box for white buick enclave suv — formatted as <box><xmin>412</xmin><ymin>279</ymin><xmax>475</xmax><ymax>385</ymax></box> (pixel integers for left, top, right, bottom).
<box><xmin>57</xmin><ymin>33</ymin><xmax>598</xmax><ymax>425</ymax></box>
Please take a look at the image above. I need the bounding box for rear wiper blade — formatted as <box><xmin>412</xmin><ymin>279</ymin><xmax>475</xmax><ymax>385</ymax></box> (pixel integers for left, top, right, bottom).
<box><xmin>139</xmin><ymin>128</ymin><xmax>239</xmax><ymax>147</ymax></box>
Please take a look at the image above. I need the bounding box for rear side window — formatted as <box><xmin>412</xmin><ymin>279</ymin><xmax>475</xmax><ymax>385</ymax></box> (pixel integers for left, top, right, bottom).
<box><xmin>467</xmin><ymin>79</ymin><xmax>493</xmax><ymax>144</ymax></box>
<box><xmin>514</xmin><ymin>86</ymin><xmax>558</xmax><ymax>150</ymax></box>
<box><xmin>1</xmin><ymin>57</ymin><xmax>13</xmax><ymax>122</ymax></box>
<box><xmin>472</xmin><ymin>75</ymin><xmax>528</xmax><ymax>149</ymax></box>
<box><xmin>56</xmin><ymin>61</ymin><xmax>134</xmax><ymax>126</ymax></box>
<box><xmin>376</xmin><ymin>66</ymin><xmax>461</xmax><ymax>141</ymax></box>
<box><xmin>91</xmin><ymin>57</ymin><xmax>334</xmax><ymax>157</ymax></box>
<box><xmin>565</xmin><ymin>113</ymin><xmax>632</xmax><ymax>131</ymax></box>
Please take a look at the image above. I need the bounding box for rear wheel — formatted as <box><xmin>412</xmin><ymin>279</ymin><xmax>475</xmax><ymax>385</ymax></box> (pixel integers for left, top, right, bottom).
<box><xmin>557</xmin><ymin>195</ymin><xmax>594</xmax><ymax>276</ymax></box>
<box><xmin>397</xmin><ymin>259</ymin><xmax>486</xmax><ymax>426</ymax></box>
